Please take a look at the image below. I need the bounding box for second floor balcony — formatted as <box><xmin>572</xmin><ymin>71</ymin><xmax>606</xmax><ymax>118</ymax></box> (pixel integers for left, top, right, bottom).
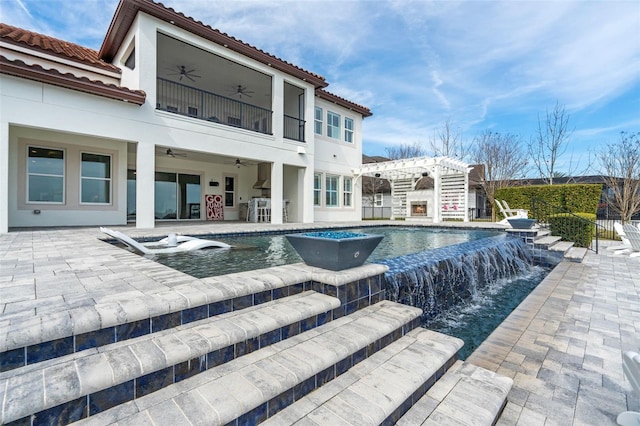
<box><xmin>156</xmin><ymin>78</ymin><xmax>306</xmax><ymax>142</ymax></box>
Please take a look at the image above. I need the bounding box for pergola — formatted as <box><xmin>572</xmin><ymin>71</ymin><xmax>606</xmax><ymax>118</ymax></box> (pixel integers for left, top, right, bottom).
<box><xmin>354</xmin><ymin>156</ymin><xmax>472</xmax><ymax>222</ymax></box>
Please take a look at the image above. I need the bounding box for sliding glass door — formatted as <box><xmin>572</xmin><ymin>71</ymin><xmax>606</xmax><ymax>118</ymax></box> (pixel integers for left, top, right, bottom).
<box><xmin>127</xmin><ymin>170</ymin><xmax>201</xmax><ymax>221</ymax></box>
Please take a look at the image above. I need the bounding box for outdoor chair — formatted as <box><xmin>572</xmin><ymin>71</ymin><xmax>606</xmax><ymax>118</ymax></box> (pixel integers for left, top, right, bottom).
<box><xmin>621</xmin><ymin>224</ymin><xmax>640</xmax><ymax>258</ymax></box>
<box><xmin>617</xmin><ymin>351</ymin><xmax>640</xmax><ymax>425</ymax></box>
<box><xmin>495</xmin><ymin>199</ymin><xmax>528</xmax><ymax>224</ymax></box>
<box><xmin>609</xmin><ymin>222</ymin><xmax>634</xmax><ymax>252</ymax></box>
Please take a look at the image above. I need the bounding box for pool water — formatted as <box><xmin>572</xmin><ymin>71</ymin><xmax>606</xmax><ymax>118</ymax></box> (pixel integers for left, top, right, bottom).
<box><xmin>150</xmin><ymin>227</ymin><xmax>501</xmax><ymax>278</ymax></box>
<box><xmin>424</xmin><ymin>265</ymin><xmax>549</xmax><ymax>360</ymax></box>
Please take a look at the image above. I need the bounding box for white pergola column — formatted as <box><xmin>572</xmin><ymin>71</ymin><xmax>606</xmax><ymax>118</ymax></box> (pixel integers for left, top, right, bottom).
<box><xmin>463</xmin><ymin>169</ymin><xmax>470</xmax><ymax>222</ymax></box>
<box><xmin>433</xmin><ymin>165</ymin><xmax>441</xmax><ymax>223</ymax></box>
<box><xmin>389</xmin><ymin>179</ymin><xmax>395</xmax><ymax>220</ymax></box>
<box><xmin>136</xmin><ymin>143</ymin><xmax>155</xmax><ymax>228</ymax></box>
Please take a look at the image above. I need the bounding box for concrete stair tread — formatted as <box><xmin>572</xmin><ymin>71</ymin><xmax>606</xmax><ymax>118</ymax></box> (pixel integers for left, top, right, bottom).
<box><xmin>0</xmin><ymin>290</ymin><xmax>342</xmax><ymax>424</ymax></box>
<box><xmin>70</xmin><ymin>301</ymin><xmax>422</xmax><ymax>426</ymax></box>
<box><xmin>262</xmin><ymin>327</ymin><xmax>463</xmax><ymax>425</ymax></box>
<box><xmin>565</xmin><ymin>247</ymin><xmax>588</xmax><ymax>262</ymax></box>
<box><xmin>397</xmin><ymin>360</ymin><xmax>513</xmax><ymax>426</ymax></box>
<box><xmin>534</xmin><ymin>236</ymin><xmax>562</xmax><ymax>246</ymax></box>
<box><xmin>548</xmin><ymin>241</ymin><xmax>574</xmax><ymax>252</ymax></box>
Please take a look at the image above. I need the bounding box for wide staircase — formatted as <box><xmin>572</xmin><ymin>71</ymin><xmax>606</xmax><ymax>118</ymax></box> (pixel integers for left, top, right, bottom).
<box><xmin>1</xmin><ymin>259</ymin><xmax>513</xmax><ymax>425</ymax></box>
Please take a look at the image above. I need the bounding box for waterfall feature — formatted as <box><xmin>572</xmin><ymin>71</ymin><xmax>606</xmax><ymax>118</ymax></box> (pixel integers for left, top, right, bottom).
<box><xmin>378</xmin><ymin>235</ymin><xmax>532</xmax><ymax>319</ymax></box>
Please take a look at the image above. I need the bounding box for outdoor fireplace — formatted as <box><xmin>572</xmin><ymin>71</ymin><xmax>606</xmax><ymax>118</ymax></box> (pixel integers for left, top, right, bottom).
<box><xmin>411</xmin><ymin>201</ymin><xmax>428</xmax><ymax>216</ymax></box>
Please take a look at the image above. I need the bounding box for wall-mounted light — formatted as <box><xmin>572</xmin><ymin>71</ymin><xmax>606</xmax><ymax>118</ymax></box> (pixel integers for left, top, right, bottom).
<box><xmin>421</xmin><ymin>172</ymin><xmax>429</xmax><ymax>177</ymax></box>
<box><xmin>374</xmin><ymin>173</ymin><xmax>381</xmax><ymax>178</ymax></box>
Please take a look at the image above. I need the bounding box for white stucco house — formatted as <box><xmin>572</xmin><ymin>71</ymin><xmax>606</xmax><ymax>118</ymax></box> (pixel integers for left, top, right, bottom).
<box><xmin>0</xmin><ymin>0</ymin><xmax>371</xmax><ymax>234</ymax></box>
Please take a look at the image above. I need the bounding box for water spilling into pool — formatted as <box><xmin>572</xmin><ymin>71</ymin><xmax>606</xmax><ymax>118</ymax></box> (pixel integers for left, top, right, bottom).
<box><xmin>151</xmin><ymin>226</ymin><xmax>500</xmax><ymax>278</ymax></box>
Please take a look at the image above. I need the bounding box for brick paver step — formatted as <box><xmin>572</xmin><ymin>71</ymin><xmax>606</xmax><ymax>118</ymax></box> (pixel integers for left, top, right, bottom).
<box><xmin>564</xmin><ymin>246</ymin><xmax>588</xmax><ymax>262</ymax></box>
<box><xmin>73</xmin><ymin>301</ymin><xmax>423</xmax><ymax>426</ymax></box>
<box><xmin>0</xmin><ymin>291</ymin><xmax>340</xmax><ymax>424</ymax></box>
<box><xmin>397</xmin><ymin>360</ymin><xmax>512</xmax><ymax>426</ymax></box>
<box><xmin>263</xmin><ymin>327</ymin><xmax>464</xmax><ymax>425</ymax></box>
<box><xmin>548</xmin><ymin>241</ymin><xmax>574</xmax><ymax>252</ymax></box>
<box><xmin>534</xmin><ymin>235</ymin><xmax>563</xmax><ymax>247</ymax></box>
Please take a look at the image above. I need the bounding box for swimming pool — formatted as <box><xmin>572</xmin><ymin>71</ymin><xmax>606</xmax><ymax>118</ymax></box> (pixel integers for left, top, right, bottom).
<box><xmin>150</xmin><ymin>226</ymin><xmax>501</xmax><ymax>278</ymax></box>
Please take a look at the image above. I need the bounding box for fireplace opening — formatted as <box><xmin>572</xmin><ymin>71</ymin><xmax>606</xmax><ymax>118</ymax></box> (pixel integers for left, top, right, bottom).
<box><xmin>411</xmin><ymin>201</ymin><xmax>428</xmax><ymax>216</ymax></box>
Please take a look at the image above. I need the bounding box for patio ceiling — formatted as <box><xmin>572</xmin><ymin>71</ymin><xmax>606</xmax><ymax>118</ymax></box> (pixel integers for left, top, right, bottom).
<box><xmin>353</xmin><ymin>156</ymin><xmax>471</xmax><ymax>181</ymax></box>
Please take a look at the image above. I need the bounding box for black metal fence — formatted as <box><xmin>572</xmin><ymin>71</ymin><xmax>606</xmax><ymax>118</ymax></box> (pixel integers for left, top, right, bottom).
<box><xmin>156</xmin><ymin>78</ymin><xmax>273</xmax><ymax>135</ymax></box>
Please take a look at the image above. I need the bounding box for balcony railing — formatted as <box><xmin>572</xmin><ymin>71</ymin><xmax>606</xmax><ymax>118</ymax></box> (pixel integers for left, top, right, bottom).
<box><xmin>284</xmin><ymin>114</ymin><xmax>305</xmax><ymax>142</ymax></box>
<box><xmin>156</xmin><ymin>78</ymin><xmax>272</xmax><ymax>135</ymax></box>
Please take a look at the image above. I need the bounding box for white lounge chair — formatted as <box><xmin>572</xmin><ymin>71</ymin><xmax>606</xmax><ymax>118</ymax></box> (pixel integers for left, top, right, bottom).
<box><xmin>621</xmin><ymin>224</ymin><xmax>640</xmax><ymax>258</ymax></box>
<box><xmin>617</xmin><ymin>351</ymin><xmax>640</xmax><ymax>425</ymax></box>
<box><xmin>100</xmin><ymin>227</ymin><xmax>230</xmax><ymax>255</ymax></box>
<box><xmin>609</xmin><ymin>223</ymin><xmax>634</xmax><ymax>252</ymax></box>
<box><xmin>496</xmin><ymin>199</ymin><xmax>528</xmax><ymax>224</ymax></box>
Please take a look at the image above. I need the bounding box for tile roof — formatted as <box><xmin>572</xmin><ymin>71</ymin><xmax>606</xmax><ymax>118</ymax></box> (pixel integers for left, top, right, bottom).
<box><xmin>0</xmin><ymin>23</ymin><xmax>120</xmax><ymax>73</ymax></box>
<box><xmin>317</xmin><ymin>88</ymin><xmax>372</xmax><ymax>117</ymax></box>
<box><xmin>100</xmin><ymin>0</ymin><xmax>327</xmax><ymax>88</ymax></box>
<box><xmin>0</xmin><ymin>55</ymin><xmax>146</xmax><ymax>105</ymax></box>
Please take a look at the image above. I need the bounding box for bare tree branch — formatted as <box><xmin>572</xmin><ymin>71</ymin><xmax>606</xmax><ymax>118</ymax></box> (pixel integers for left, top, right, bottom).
<box><xmin>527</xmin><ymin>101</ymin><xmax>576</xmax><ymax>184</ymax></box>
<box><xmin>472</xmin><ymin>130</ymin><xmax>529</xmax><ymax>221</ymax></box>
<box><xmin>385</xmin><ymin>142</ymin><xmax>427</xmax><ymax>160</ymax></box>
<box><xmin>597</xmin><ymin>131</ymin><xmax>640</xmax><ymax>223</ymax></box>
<box><xmin>428</xmin><ymin>119</ymin><xmax>471</xmax><ymax>160</ymax></box>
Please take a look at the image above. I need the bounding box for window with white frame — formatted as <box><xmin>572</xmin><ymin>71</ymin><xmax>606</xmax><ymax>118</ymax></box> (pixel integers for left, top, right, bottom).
<box><xmin>313</xmin><ymin>173</ymin><xmax>322</xmax><ymax>206</ymax></box>
<box><xmin>327</xmin><ymin>111</ymin><xmax>340</xmax><ymax>139</ymax></box>
<box><xmin>374</xmin><ymin>193</ymin><xmax>383</xmax><ymax>207</ymax></box>
<box><xmin>224</xmin><ymin>176</ymin><xmax>235</xmax><ymax>207</ymax></box>
<box><xmin>343</xmin><ymin>177</ymin><xmax>352</xmax><ymax>207</ymax></box>
<box><xmin>27</xmin><ymin>146</ymin><xmax>65</xmax><ymax>203</ymax></box>
<box><xmin>325</xmin><ymin>175</ymin><xmax>339</xmax><ymax>207</ymax></box>
<box><xmin>344</xmin><ymin>117</ymin><xmax>354</xmax><ymax>143</ymax></box>
<box><xmin>314</xmin><ymin>107</ymin><xmax>323</xmax><ymax>135</ymax></box>
<box><xmin>81</xmin><ymin>152</ymin><xmax>111</xmax><ymax>204</ymax></box>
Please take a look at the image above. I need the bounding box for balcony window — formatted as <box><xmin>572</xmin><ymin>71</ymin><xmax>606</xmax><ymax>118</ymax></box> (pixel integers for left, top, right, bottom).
<box><xmin>327</xmin><ymin>111</ymin><xmax>340</xmax><ymax>139</ymax></box>
<box><xmin>315</xmin><ymin>107</ymin><xmax>323</xmax><ymax>135</ymax></box>
<box><xmin>345</xmin><ymin>117</ymin><xmax>354</xmax><ymax>143</ymax></box>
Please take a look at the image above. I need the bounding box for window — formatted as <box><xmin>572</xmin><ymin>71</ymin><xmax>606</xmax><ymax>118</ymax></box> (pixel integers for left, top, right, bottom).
<box><xmin>27</xmin><ymin>146</ymin><xmax>64</xmax><ymax>203</ymax></box>
<box><xmin>325</xmin><ymin>175</ymin><xmax>339</xmax><ymax>207</ymax></box>
<box><xmin>187</xmin><ymin>106</ymin><xmax>198</xmax><ymax>117</ymax></box>
<box><xmin>374</xmin><ymin>193</ymin><xmax>383</xmax><ymax>207</ymax></box>
<box><xmin>81</xmin><ymin>153</ymin><xmax>111</xmax><ymax>204</ymax></box>
<box><xmin>344</xmin><ymin>117</ymin><xmax>354</xmax><ymax>143</ymax></box>
<box><xmin>124</xmin><ymin>48</ymin><xmax>135</xmax><ymax>70</ymax></box>
<box><xmin>314</xmin><ymin>107</ymin><xmax>323</xmax><ymax>135</ymax></box>
<box><xmin>327</xmin><ymin>111</ymin><xmax>340</xmax><ymax>139</ymax></box>
<box><xmin>313</xmin><ymin>173</ymin><xmax>322</xmax><ymax>206</ymax></box>
<box><xmin>224</xmin><ymin>176</ymin><xmax>235</xmax><ymax>207</ymax></box>
<box><xmin>343</xmin><ymin>177</ymin><xmax>352</xmax><ymax>207</ymax></box>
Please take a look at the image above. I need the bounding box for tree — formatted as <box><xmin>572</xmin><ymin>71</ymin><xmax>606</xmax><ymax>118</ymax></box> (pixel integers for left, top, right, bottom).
<box><xmin>597</xmin><ymin>131</ymin><xmax>640</xmax><ymax>223</ymax></box>
<box><xmin>428</xmin><ymin>119</ymin><xmax>470</xmax><ymax>160</ymax></box>
<box><xmin>528</xmin><ymin>101</ymin><xmax>577</xmax><ymax>184</ymax></box>
<box><xmin>472</xmin><ymin>130</ymin><xmax>529</xmax><ymax>221</ymax></box>
<box><xmin>385</xmin><ymin>142</ymin><xmax>426</xmax><ymax>160</ymax></box>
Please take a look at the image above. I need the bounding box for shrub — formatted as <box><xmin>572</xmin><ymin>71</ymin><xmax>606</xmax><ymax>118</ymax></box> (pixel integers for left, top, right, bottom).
<box><xmin>548</xmin><ymin>212</ymin><xmax>596</xmax><ymax>248</ymax></box>
<box><xmin>496</xmin><ymin>184</ymin><xmax>602</xmax><ymax>219</ymax></box>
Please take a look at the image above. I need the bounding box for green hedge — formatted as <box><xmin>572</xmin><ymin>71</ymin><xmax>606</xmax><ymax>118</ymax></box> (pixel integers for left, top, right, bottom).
<box><xmin>495</xmin><ymin>184</ymin><xmax>602</xmax><ymax>220</ymax></box>
<box><xmin>548</xmin><ymin>213</ymin><xmax>596</xmax><ymax>248</ymax></box>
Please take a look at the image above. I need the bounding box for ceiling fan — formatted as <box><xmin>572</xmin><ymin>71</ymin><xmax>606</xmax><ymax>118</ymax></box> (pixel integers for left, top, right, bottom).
<box><xmin>227</xmin><ymin>158</ymin><xmax>250</xmax><ymax>168</ymax></box>
<box><xmin>229</xmin><ymin>84</ymin><xmax>254</xmax><ymax>98</ymax></box>
<box><xmin>166</xmin><ymin>148</ymin><xmax>187</xmax><ymax>158</ymax></box>
<box><xmin>167</xmin><ymin>65</ymin><xmax>201</xmax><ymax>82</ymax></box>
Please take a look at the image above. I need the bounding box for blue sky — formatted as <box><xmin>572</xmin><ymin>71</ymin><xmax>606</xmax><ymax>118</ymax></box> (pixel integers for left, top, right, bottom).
<box><xmin>3</xmin><ymin>0</ymin><xmax>639</xmax><ymax>176</ymax></box>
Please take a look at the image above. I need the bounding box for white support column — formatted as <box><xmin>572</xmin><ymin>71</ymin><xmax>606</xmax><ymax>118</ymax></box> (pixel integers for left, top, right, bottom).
<box><xmin>300</xmin><ymin>166</ymin><xmax>313</xmax><ymax>223</ymax></box>
<box><xmin>463</xmin><ymin>170</ymin><xmax>470</xmax><ymax>222</ymax></box>
<box><xmin>433</xmin><ymin>166</ymin><xmax>441</xmax><ymax>223</ymax></box>
<box><xmin>0</xmin><ymin>121</ymin><xmax>8</xmax><ymax>234</ymax></box>
<box><xmin>272</xmin><ymin>76</ymin><xmax>284</xmax><ymax>141</ymax></box>
<box><xmin>270</xmin><ymin>161</ymin><xmax>283</xmax><ymax>224</ymax></box>
<box><xmin>390</xmin><ymin>180</ymin><xmax>395</xmax><ymax>220</ymax></box>
<box><xmin>136</xmin><ymin>142</ymin><xmax>155</xmax><ymax>229</ymax></box>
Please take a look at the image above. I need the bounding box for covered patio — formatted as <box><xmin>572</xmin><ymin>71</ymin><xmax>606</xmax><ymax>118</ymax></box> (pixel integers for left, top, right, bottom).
<box><xmin>354</xmin><ymin>156</ymin><xmax>472</xmax><ymax>222</ymax></box>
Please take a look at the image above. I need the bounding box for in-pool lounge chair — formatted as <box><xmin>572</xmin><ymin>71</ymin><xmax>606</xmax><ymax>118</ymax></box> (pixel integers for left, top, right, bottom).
<box><xmin>617</xmin><ymin>351</ymin><xmax>640</xmax><ymax>425</ymax></box>
<box><xmin>495</xmin><ymin>199</ymin><xmax>528</xmax><ymax>224</ymax></box>
<box><xmin>100</xmin><ymin>227</ymin><xmax>230</xmax><ymax>255</ymax></box>
<box><xmin>621</xmin><ymin>224</ymin><xmax>640</xmax><ymax>258</ymax></box>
